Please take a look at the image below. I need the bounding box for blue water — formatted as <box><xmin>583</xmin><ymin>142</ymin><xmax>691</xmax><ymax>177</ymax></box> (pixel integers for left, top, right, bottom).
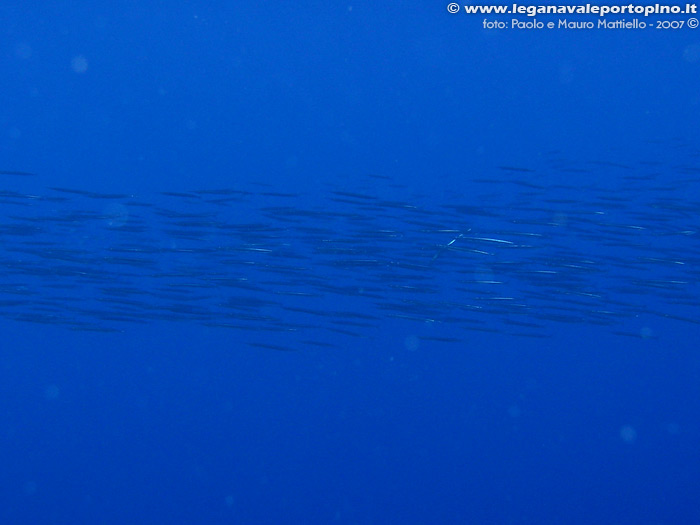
<box><xmin>1</xmin><ymin>3</ymin><xmax>699</xmax><ymax>524</ymax></box>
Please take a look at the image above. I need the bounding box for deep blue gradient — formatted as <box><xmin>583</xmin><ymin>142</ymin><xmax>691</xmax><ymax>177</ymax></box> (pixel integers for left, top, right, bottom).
<box><xmin>1</xmin><ymin>2</ymin><xmax>699</xmax><ymax>524</ymax></box>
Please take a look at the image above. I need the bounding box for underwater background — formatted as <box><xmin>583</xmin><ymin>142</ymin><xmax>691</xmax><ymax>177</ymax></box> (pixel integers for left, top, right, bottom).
<box><xmin>1</xmin><ymin>2</ymin><xmax>699</xmax><ymax>524</ymax></box>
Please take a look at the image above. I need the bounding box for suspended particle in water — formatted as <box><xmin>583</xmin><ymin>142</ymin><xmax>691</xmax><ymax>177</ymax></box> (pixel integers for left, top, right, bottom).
<box><xmin>619</xmin><ymin>425</ymin><xmax>637</xmax><ymax>444</ymax></box>
<box><xmin>71</xmin><ymin>55</ymin><xmax>89</xmax><ymax>74</ymax></box>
